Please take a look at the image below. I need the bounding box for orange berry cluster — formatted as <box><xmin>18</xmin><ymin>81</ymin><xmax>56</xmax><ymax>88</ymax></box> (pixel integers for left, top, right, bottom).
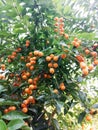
<box><xmin>46</xmin><ymin>54</ymin><xmax>59</xmax><ymax>74</ymax></box>
<box><xmin>4</xmin><ymin>106</ymin><xmax>16</xmax><ymax>114</ymax></box>
<box><xmin>59</xmin><ymin>82</ymin><xmax>66</xmax><ymax>91</ymax></box>
<box><xmin>72</xmin><ymin>38</ymin><xmax>81</xmax><ymax>48</ymax></box>
<box><xmin>21</xmin><ymin>96</ymin><xmax>35</xmax><ymax>113</ymax></box>
<box><xmin>54</xmin><ymin>17</ymin><xmax>69</xmax><ymax>39</ymax></box>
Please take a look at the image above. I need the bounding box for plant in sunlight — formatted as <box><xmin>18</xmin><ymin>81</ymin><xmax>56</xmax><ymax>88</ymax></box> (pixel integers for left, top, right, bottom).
<box><xmin>0</xmin><ymin>0</ymin><xmax>98</xmax><ymax>130</ymax></box>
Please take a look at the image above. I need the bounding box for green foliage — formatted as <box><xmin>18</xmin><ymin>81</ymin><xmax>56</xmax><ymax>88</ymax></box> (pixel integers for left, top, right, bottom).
<box><xmin>0</xmin><ymin>0</ymin><xmax>98</xmax><ymax>130</ymax></box>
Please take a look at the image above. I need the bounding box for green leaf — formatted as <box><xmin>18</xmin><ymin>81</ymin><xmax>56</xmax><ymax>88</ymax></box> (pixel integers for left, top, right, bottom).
<box><xmin>0</xmin><ymin>120</ymin><xmax>7</xmax><ymax>130</ymax></box>
<box><xmin>21</xmin><ymin>125</ymin><xmax>31</xmax><ymax>130</ymax></box>
<box><xmin>7</xmin><ymin>119</ymin><xmax>24</xmax><ymax>130</ymax></box>
<box><xmin>78</xmin><ymin>111</ymin><xmax>86</xmax><ymax>123</ymax></box>
<box><xmin>79</xmin><ymin>91</ymin><xmax>87</xmax><ymax>102</ymax></box>
<box><xmin>0</xmin><ymin>85</ymin><xmax>6</xmax><ymax>93</ymax></box>
<box><xmin>92</xmin><ymin>103</ymin><xmax>98</xmax><ymax>108</ymax></box>
<box><xmin>0</xmin><ymin>99</ymin><xmax>20</xmax><ymax>106</ymax></box>
<box><xmin>2</xmin><ymin>111</ymin><xmax>30</xmax><ymax>120</ymax></box>
<box><xmin>55</xmin><ymin>100</ymin><xmax>64</xmax><ymax>114</ymax></box>
<box><xmin>52</xmin><ymin>119</ymin><xmax>60</xmax><ymax>130</ymax></box>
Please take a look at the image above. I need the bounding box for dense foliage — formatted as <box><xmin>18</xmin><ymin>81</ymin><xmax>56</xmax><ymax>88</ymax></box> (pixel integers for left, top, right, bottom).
<box><xmin>0</xmin><ymin>0</ymin><xmax>98</xmax><ymax>130</ymax></box>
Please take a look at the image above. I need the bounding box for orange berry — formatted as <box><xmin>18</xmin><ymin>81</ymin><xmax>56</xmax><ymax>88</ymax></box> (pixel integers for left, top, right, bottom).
<box><xmin>74</xmin><ymin>38</ymin><xmax>78</xmax><ymax>41</ymax></box>
<box><xmin>61</xmin><ymin>54</ymin><xmax>67</xmax><ymax>59</ymax></box>
<box><xmin>10</xmin><ymin>106</ymin><xmax>16</xmax><ymax>111</ymax></box>
<box><xmin>34</xmin><ymin>50</ymin><xmax>39</xmax><ymax>56</ymax></box>
<box><xmin>26</xmin><ymin>72</ymin><xmax>31</xmax><ymax>77</ymax></box>
<box><xmin>46</xmin><ymin>56</ymin><xmax>51</xmax><ymax>62</ymax></box>
<box><xmin>26</xmin><ymin>63</ymin><xmax>31</xmax><ymax>68</ymax></box>
<box><xmin>12</xmin><ymin>52</ymin><xmax>17</xmax><ymax>56</ymax></box>
<box><xmin>49</xmin><ymin>68</ymin><xmax>55</xmax><ymax>74</ymax></box>
<box><xmin>54</xmin><ymin>17</ymin><xmax>59</xmax><ymax>21</ymax></box>
<box><xmin>53</xmin><ymin>63</ymin><xmax>58</xmax><ymax>68</ymax></box>
<box><xmin>85</xmin><ymin>49</ymin><xmax>90</xmax><ymax>55</ymax></box>
<box><xmin>29</xmin><ymin>65</ymin><xmax>34</xmax><ymax>70</ymax></box>
<box><xmin>91</xmin><ymin>51</ymin><xmax>97</xmax><ymax>57</ymax></box>
<box><xmin>64</xmin><ymin>34</ymin><xmax>69</xmax><ymax>39</ymax></box>
<box><xmin>29</xmin><ymin>52</ymin><xmax>33</xmax><ymax>57</ymax></box>
<box><xmin>24</xmin><ymin>88</ymin><xmax>30</xmax><ymax>94</ymax></box>
<box><xmin>4</xmin><ymin>109</ymin><xmax>9</xmax><ymax>114</ymax></box>
<box><xmin>28</xmin><ymin>96</ymin><xmax>34</xmax><ymax>102</ymax></box>
<box><xmin>48</xmin><ymin>63</ymin><xmax>53</xmax><ymax>68</ymax></box>
<box><xmin>80</xmin><ymin>62</ymin><xmax>87</xmax><ymax>69</ymax></box>
<box><xmin>23</xmin><ymin>100</ymin><xmax>29</xmax><ymax>105</ymax></box>
<box><xmin>59</xmin><ymin>17</ymin><xmax>64</xmax><ymax>22</ymax></box>
<box><xmin>38</xmin><ymin>51</ymin><xmax>44</xmax><ymax>57</ymax></box>
<box><xmin>53</xmin><ymin>56</ymin><xmax>59</xmax><ymax>61</ymax></box>
<box><xmin>86</xmin><ymin>115</ymin><xmax>92</xmax><ymax>121</ymax></box>
<box><xmin>30</xmin><ymin>60</ymin><xmax>36</xmax><ymax>65</ymax></box>
<box><xmin>26</xmin><ymin>40</ymin><xmax>30</xmax><ymax>44</ymax></box>
<box><xmin>88</xmin><ymin>64</ymin><xmax>94</xmax><ymax>71</ymax></box>
<box><xmin>53</xmin><ymin>89</ymin><xmax>59</xmax><ymax>94</ymax></box>
<box><xmin>29</xmin><ymin>84</ymin><xmax>36</xmax><ymax>90</ymax></box>
<box><xmin>60</xmin><ymin>85</ymin><xmax>66</xmax><ymax>90</ymax></box>
<box><xmin>50</xmin><ymin>54</ymin><xmax>54</xmax><ymax>59</ymax></box>
<box><xmin>21</xmin><ymin>103</ymin><xmax>27</xmax><ymax>108</ymax></box>
<box><xmin>82</xmin><ymin>68</ymin><xmax>89</xmax><ymax>76</ymax></box>
<box><xmin>94</xmin><ymin>59</ymin><xmax>98</xmax><ymax>65</ymax></box>
<box><xmin>28</xmin><ymin>78</ymin><xmax>33</xmax><ymax>84</ymax></box>
<box><xmin>22</xmin><ymin>75</ymin><xmax>27</xmax><ymax>80</ymax></box>
<box><xmin>22</xmin><ymin>107</ymin><xmax>28</xmax><ymax>113</ymax></box>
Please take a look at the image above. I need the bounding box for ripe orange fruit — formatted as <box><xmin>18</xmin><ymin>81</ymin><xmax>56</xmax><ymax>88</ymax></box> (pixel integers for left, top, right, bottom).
<box><xmin>94</xmin><ymin>59</ymin><xmax>98</xmax><ymax>65</ymax></box>
<box><xmin>29</xmin><ymin>65</ymin><xmax>34</xmax><ymax>70</ymax></box>
<box><xmin>26</xmin><ymin>40</ymin><xmax>30</xmax><ymax>44</ymax></box>
<box><xmin>48</xmin><ymin>62</ymin><xmax>53</xmax><ymax>68</ymax></box>
<box><xmin>64</xmin><ymin>34</ymin><xmax>69</xmax><ymax>39</ymax></box>
<box><xmin>26</xmin><ymin>63</ymin><xmax>31</xmax><ymax>68</ymax></box>
<box><xmin>85</xmin><ymin>49</ymin><xmax>90</xmax><ymax>55</ymax></box>
<box><xmin>28</xmin><ymin>96</ymin><xmax>34</xmax><ymax>102</ymax></box>
<box><xmin>61</xmin><ymin>54</ymin><xmax>67</xmax><ymax>59</ymax></box>
<box><xmin>74</xmin><ymin>38</ymin><xmax>78</xmax><ymax>41</ymax></box>
<box><xmin>88</xmin><ymin>64</ymin><xmax>94</xmax><ymax>71</ymax></box>
<box><xmin>76</xmin><ymin>55</ymin><xmax>84</xmax><ymax>62</ymax></box>
<box><xmin>26</xmin><ymin>72</ymin><xmax>31</xmax><ymax>77</ymax></box>
<box><xmin>24</xmin><ymin>88</ymin><xmax>30</xmax><ymax>94</ymax></box>
<box><xmin>22</xmin><ymin>107</ymin><xmax>28</xmax><ymax>113</ymax></box>
<box><xmin>29</xmin><ymin>84</ymin><xmax>36</xmax><ymax>90</ymax></box>
<box><xmin>53</xmin><ymin>63</ymin><xmax>58</xmax><ymax>68</ymax></box>
<box><xmin>54</xmin><ymin>17</ymin><xmax>59</xmax><ymax>21</ymax></box>
<box><xmin>22</xmin><ymin>75</ymin><xmax>27</xmax><ymax>80</ymax></box>
<box><xmin>60</xmin><ymin>85</ymin><xmax>66</xmax><ymax>90</ymax></box>
<box><xmin>53</xmin><ymin>89</ymin><xmax>59</xmax><ymax>94</ymax></box>
<box><xmin>91</xmin><ymin>51</ymin><xmax>97</xmax><ymax>57</ymax></box>
<box><xmin>53</xmin><ymin>56</ymin><xmax>59</xmax><ymax>61</ymax></box>
<box><xmin>4</xmin><ymin>109</ymin><xmax>9</xmax><ymax>114</ymax></box>
<box><xmin>82</xmin><ymin>68</ymin><xmax>89</xmax><ymax>76</ymax></box>
<box><xmin>86</xmin><ymin>115</ymin><xmax>92</xmax><ymax>121</ymax></box>
<box><xmin>34</xmin><ymin>50</ymin><xmax>39</xmax><ymax>56</ymax></box>
<box><xmin>46</xmin><ymin>56</ymin><xmax>51</xmax><ymax>62</ymax></box>
<box><xmin>80</xmin><ymin>62</ymin><xmax>87</xmax><ymax>69</ymax></box>
<box><xmin>49</xmin><ymin>68</ymin><xmax>55</xmax><ymax>74</ymax></box>
<box><xmin>29</xmin><ymin>52</ymin><xmax>33</xmax><ymax>57</ymax></box>
<box><xmin>50</xmin><ymin>54</ymin><xmax>54</xmax><ymax>59</ymax></box>
<box><xmin>21</xmin><ymin>103</ymin><xmax>26</xmax><ymax>108</ymax></box>
<box><xmin>23</xmin><ymin>100</ymin><xmax>29</xmax><ymax>105</ymax></box>
<box><xmin>59</xmin><ymin>17</ymin><xmax>64</xmax><ymax>22</ymax></box>
<box><xmin>28</xmin><ymin>78</ymin><xmax>33</xmax><ymax>84</ymax></box>
<box><xmin>38</xmin><ymin>51</ymin><xmax>44</xmax><ymax>57</ymax></box>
